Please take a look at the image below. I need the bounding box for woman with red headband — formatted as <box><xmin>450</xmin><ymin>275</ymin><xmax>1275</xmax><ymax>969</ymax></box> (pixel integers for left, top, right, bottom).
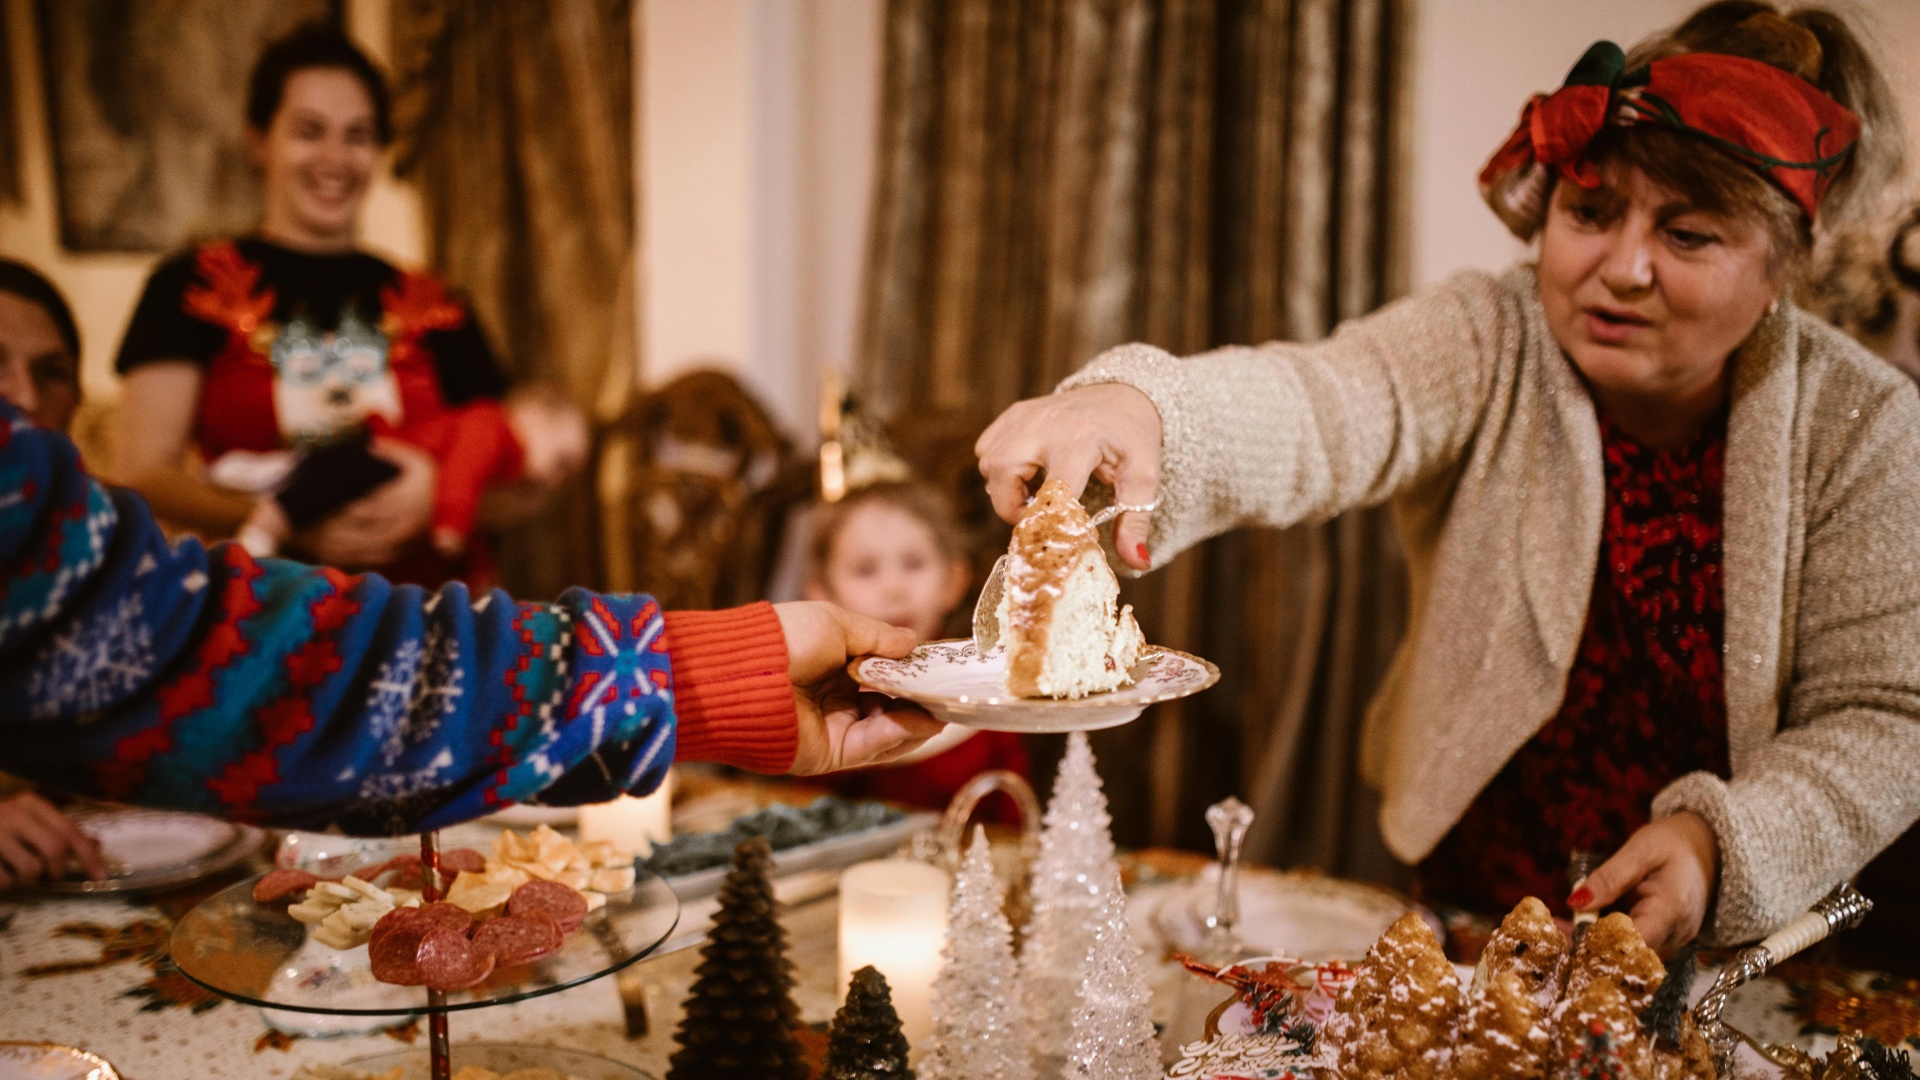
<box><xmin>977</xmin><ymin>1</ymin><xmax>1916</xmax><ymax>954</ymax></box>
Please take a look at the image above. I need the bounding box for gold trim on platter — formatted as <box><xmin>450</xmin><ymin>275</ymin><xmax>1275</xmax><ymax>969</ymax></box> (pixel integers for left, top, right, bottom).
<box><xmin>0</xmin><ymin>1041</ymin><xmax>124</xmax><ymax>1080</ymax></box>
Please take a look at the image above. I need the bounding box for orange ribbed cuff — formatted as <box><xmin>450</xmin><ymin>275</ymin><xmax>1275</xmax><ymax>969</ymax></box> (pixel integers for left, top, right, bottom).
<box><xmin>663</xmin><ymin>602</ymin><xmax>797</xmax><ymax>773</ymax></box>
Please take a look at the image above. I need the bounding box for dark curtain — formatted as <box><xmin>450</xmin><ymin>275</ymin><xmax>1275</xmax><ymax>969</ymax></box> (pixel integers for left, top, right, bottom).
<box><xmin>389</xmin><ymin>0</ymin><xmax>635</xmax><ymax>598</ymax></box>
<box><xmin>0</xmin><ymin>7</ymin><xmax>20</xmax><ymax>205</ymax></box>
<box><xmin>857</xmin><ymin>0</ymin><xmax>1414</xmax><ymax>887</ymax></box>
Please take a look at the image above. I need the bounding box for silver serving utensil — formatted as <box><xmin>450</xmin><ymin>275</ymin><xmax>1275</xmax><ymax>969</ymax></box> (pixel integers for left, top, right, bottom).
<box><xmin>1567</xmin><ymin>848</ymin><xmax>1601</xmax><ymax>948</ymax></box>
<box><xmin>971</xmin><ymin>497</ymin><xmax>1160</xmax><ymax>653</ymax></box>
<box><xmin>1693</xmin><ymin>882</ymin><xmax>1873</xmax><ymax>1075</ymax></box>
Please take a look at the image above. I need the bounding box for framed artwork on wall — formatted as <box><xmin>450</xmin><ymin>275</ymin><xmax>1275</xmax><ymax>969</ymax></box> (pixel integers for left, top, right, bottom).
<box><xmin>35</xmin><ymin>0</ymin><xmax>340</xmax><ymax>252</ymax></box>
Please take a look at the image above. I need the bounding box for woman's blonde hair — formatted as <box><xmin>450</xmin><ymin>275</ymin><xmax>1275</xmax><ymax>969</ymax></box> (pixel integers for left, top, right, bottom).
<box><xmin>1500</xmin><ymin>1</ymin><xmax>1907</xmax><ymax>280</ymax></box>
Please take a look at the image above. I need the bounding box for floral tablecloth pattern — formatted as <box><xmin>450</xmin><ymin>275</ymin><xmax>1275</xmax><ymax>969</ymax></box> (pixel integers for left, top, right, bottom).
<box><xmin>3</xmin><ymin>848</ymin><xmax>1913</xmax><ymax>1080</ymax></box>
<box><xmin>0</xmin><ymin>868</ymin><xmax>846</xmax><ymax>1080</ymax></box>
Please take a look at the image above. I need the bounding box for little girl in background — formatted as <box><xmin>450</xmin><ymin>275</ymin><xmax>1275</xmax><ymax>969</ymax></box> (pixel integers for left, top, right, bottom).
<box><xmin>808</xmin><ymin>481</ymin><xmax>1030</xmax><ymax>817</ymax></box>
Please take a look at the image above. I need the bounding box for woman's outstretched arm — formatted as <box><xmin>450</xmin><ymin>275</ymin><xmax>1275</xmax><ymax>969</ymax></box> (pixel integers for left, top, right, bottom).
<box><xmin>0</xmin><ymin>402</ymin><xmax>935</xmax><ymax>835</ymax></box>
<box><xmin>978</xmin><ymin>270</ymin><xmax>1520</xmax><ymax>569</ymax></box>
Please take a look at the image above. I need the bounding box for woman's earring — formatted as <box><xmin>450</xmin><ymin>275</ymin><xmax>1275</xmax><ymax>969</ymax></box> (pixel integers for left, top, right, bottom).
<box><xmin>1767</xmin><ymin>298</ymin><xmax>1781</xmax><ymax>317</ymax></box>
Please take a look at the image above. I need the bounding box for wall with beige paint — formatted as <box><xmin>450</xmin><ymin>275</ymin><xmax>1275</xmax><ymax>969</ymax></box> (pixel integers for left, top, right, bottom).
<box><xmin>638</xmin><ymin>0</ymin><xmax>881</xmax><ymax>437</ymax></box>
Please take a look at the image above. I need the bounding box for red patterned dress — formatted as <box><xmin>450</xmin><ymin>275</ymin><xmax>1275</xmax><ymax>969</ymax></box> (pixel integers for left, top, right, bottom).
<box><xmin>1420</xmin><ymin>408</ymin><xmax>1732</xmax><ymax>917</ymax></box>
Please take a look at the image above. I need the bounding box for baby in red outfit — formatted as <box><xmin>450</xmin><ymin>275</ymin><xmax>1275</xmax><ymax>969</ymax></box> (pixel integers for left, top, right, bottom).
<box><xmin>232</xmin><ymin>386</ymin><xmax>588</xmax><ymax>560</ymax></box>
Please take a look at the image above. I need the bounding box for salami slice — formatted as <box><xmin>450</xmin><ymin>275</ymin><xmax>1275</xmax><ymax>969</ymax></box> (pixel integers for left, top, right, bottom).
<box><xmin>252</xmin><ymin>869</ymin><xmax>318</xmax><ymax>904</ymax></box>
<box><xmin>506</xmin><ymin>879</ymin><xmax>588</xmax><ymax>934</ymax></box>
<box><xmin>439</xmin><ymin>849</ymin><xmax>487</xmax><ymax>875</ymax></box>
<box><xmin>417</xmin><ymin>901</ymin><xmax>473</xmax><ymax>935</ymax></box>
<box><xmin>371</xmin><ymin>906</ymin><xmax>430</xmax><ymax>941</ymax></box>
<box><xmin>470</xmin><ymin>912</ymin><xmax>564</xmax><ymax>968</ymax></box>
<box><xmin>417</xmin><ymin>927</ymin><xmax>495</xmax><ymax>991</ymax></box>
<box><xmin>369</xmin><ymin>925</ymin><xmax>429</xmax><ymax>986</ymax></box>
<box><xmin>350</xmin><ymin>853</ymin><xmax>401</xmax><ymax>880</ymax></box>
<box><xmin>362</xmin><ymin>853</ymin><xmax>423</xmax><ymax>890</ymax></box>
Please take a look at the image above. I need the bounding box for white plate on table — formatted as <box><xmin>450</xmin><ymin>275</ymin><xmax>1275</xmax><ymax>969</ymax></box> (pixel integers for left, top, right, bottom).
<box><xmin>1130</xmin><ymin>867</ymin><xmax>1437</xmax><ymax>964</ymax></box>
<box><xmin>851</xmin><ymin>638</ymin><xmax>1219</xmax><ymax>733</ymax></box>
<box><xmin>34</xmin><ymin>807</ymin><xmax>265</xmax><ymax>894</ymax></box>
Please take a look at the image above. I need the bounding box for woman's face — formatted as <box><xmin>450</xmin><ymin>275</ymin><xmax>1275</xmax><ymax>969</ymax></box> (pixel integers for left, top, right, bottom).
<box><xmin>0</xmin><ymin>292</ymin><xmax>78</xmax><ymax>433</ymax></box>
<box><xmin>250</xmin><ymin>68</ymin><xmax>380</xmax><ymax>250</ymax></box>
<box><xmin>1538</xmin><ymin>166</ymin><xmax>1780</xmax><ymax>413</ymax></box>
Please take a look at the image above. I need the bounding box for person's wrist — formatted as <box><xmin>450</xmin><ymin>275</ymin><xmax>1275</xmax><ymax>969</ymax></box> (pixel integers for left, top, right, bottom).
<box><xmin>1674</xmin><ymin>807</ymin><xmax>1720</xmax><ymax>876</ymax></box>
<box><xmin>1670</xmin><ymin>810</ymin><xmax>1720</xmax><ymax>902</ymax></box>
<box><xmin>663</xmin><ymin>603</ymin><xmax>797</xmax><ymax>773</ymax></box>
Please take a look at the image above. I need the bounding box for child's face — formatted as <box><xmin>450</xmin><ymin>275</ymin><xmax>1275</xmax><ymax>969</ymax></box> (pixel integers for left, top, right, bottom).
<box><xmin>813</xmin><ymin>502</ymin><xmax>969</xmax><ymax>641</ymax></box>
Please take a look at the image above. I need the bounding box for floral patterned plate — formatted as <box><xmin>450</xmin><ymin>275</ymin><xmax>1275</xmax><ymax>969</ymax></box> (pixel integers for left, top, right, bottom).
<box><xmin>850</xmin><ymin>638</ymin><xmax>1219</xmax><ymax>733</ymax></box>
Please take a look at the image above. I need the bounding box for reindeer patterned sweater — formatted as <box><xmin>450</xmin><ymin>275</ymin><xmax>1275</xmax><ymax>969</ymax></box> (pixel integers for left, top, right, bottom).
<box><xmin>0</xmin><ymin>401</ymin><xmax>795</xmax><ymax>834</ymax></box>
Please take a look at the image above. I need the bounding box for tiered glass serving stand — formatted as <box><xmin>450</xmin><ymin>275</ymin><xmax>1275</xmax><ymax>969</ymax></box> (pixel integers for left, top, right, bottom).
<box><xmin>169</xmin><ymin>832</ymin><xmax>679</xmax><ymax>1080</ymax></box>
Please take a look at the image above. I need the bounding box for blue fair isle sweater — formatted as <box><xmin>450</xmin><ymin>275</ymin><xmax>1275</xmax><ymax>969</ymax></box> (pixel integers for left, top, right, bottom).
<box><xmin>0</xmin><ymin>401</ymin><xmax>687</xmax><ymax>834</ymax></box>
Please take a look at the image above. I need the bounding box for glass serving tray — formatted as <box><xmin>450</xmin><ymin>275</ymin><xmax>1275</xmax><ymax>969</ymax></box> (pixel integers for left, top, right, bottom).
<box><xmin>167</xmin><ymin>852</ymin><xmax>679</xmax><ymax>1016</ymax></box>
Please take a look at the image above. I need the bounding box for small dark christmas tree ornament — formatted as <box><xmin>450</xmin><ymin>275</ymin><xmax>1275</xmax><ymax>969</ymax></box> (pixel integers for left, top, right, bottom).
<box><xmin>1638</xmin><ymin>944</ymin><xmax>1698</xmax><ymax>1046</ymax></box>
<box><xmin>667</xmin><ymin>837</ymin><xmax>808</xmax><ymax>1080</ymax></box>
<box><xmin>1857</xmin><ymin>1037</ymin><xmax>1918</xmax><ymax>1080</ymax></box>
<box><xmin>824</xmin><ymin>965</ymin><xmax>915</xmax><ymax>1079</ymax></box>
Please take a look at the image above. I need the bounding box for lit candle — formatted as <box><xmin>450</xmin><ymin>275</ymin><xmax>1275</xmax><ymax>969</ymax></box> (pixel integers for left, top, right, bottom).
<box><xmin>577</xmin><ymin>770</ymin><xmax>673</xmax><ymax>855</ymax></box>
<box><xmin>837</xmin><ymin>859</ymin><xmax>951</xmax><ymax>1048</ymax></box>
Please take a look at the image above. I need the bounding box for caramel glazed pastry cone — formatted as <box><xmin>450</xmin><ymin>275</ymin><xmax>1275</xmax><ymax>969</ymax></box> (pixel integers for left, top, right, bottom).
<box><xmin>1549</xmin><ymin>913</ymin><xmax>1714</xmax><ymax>1080</ymax></box>
<box><xmin>1444</xmin><ymin>898</ymin><xmax>1568</xmax><ymax>1080</ymax></box>
<box><xmin>1328</xmin><ymin>912</ymin><xmax>1466</xmax><ymax>1080</ymax></box>
<box><xmin>1328</xmin><ymin>904</ymin><xmax>1714</xmax><ymax>1080</ymax></box>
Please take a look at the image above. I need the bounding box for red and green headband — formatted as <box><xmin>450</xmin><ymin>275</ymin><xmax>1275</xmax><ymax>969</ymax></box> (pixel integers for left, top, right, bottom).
<box><xmin>1480</xmin><ymin>40</ymin><xmax>1859</xmax><ymax>226</ymax></box>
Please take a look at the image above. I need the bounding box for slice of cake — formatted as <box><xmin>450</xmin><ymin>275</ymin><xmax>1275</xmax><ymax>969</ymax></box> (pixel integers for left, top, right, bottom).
<box><xmin>996</xmin><ymin>479</ymin><xmax>1145</xmax><ymax>698</ymax></box>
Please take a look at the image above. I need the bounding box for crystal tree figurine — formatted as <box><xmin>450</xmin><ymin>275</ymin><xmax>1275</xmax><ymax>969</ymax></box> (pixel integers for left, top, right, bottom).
<box><xmin>1062</xmin><ymin>865</ymin><xmax>1161</xmax><ymax>1080</ymax></box>
<box><xmin>925</xmin><ymin>826</ymin><xmax>1032</xmax><ymax>1080</ymax></box>
<box><xmin>1020</xmin><ymin>731</ymin><xmax>1118</xmax><ymax>1073</ymax></box>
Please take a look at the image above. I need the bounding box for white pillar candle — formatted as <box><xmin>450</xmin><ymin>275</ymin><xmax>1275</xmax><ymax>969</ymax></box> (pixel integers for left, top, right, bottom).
<box><xmin>837</xmin><ymin>859</ymin><xmax>951</xmax><ymax>1048</ymax></box>
<box><xmin>577</xmin><ymin>770</ymin><xmax>674</xmax><ymax>855</ymax></box>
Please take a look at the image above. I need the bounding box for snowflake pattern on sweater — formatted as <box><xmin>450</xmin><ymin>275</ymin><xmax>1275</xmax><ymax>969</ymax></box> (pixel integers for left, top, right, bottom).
<box><xmin>0</xmin><ymin>401</ymin><xmax>676</xmax><ymax>834</ymax></box>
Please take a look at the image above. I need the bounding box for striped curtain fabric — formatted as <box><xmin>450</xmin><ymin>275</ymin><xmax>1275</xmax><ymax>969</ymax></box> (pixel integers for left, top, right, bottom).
<box><xmin>857</xmin><ymin>0</ymin><xmax>1415</xmax><ymax>885</ymax></box>
<box><xmin>388</xmin><ymin>0</ymin><xmax>636</xmax><ymax>599</ymax></box>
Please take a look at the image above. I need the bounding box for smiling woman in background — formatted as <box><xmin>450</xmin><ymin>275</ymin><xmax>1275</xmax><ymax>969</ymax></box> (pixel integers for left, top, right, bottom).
<box><xmin>978</xmin><ymin>1</ymin><xmax>1920</xmax><ymax>954</ymax></box>
<box><xmin>112</xmin><ymin>23</ymin><xmax>577</xmax><ymax>588</ymax></box>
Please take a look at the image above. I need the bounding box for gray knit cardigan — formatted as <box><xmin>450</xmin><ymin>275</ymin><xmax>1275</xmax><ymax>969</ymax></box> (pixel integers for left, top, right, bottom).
<box><xmin>1060</xmin><ymin>265</ymin><xmax>1920</xmax><ymax>946</ymax></box>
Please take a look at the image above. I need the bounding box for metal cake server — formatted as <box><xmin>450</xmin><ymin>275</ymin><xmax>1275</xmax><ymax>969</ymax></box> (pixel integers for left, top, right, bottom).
<box><xmin>972</xmin><ymin>498</ymin><xmax>1159</xmax><ymax>653</ymax></box>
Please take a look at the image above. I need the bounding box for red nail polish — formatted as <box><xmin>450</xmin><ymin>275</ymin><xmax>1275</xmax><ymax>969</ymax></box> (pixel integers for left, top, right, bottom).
<box><xmin>1134</xmin><ymin>542</ymin><xmax>1150</xmax><ymax>565</ymax></box>
<box><xmin>1568</xmin><ymin>886</ymin><xmax>1594</xmax><ymax>910</ymax></box>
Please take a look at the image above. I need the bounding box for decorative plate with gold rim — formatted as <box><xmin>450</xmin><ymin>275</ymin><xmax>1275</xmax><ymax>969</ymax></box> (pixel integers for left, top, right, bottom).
<box><xmin>850</xmin><ymin>638</ymin><xmax>1219</xmax><ymax>733</ymax></box>
<box><xmin>0</xmin><ymin>1041</ymin><xmax>122</xmax><ymax>1080</ymax></box>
